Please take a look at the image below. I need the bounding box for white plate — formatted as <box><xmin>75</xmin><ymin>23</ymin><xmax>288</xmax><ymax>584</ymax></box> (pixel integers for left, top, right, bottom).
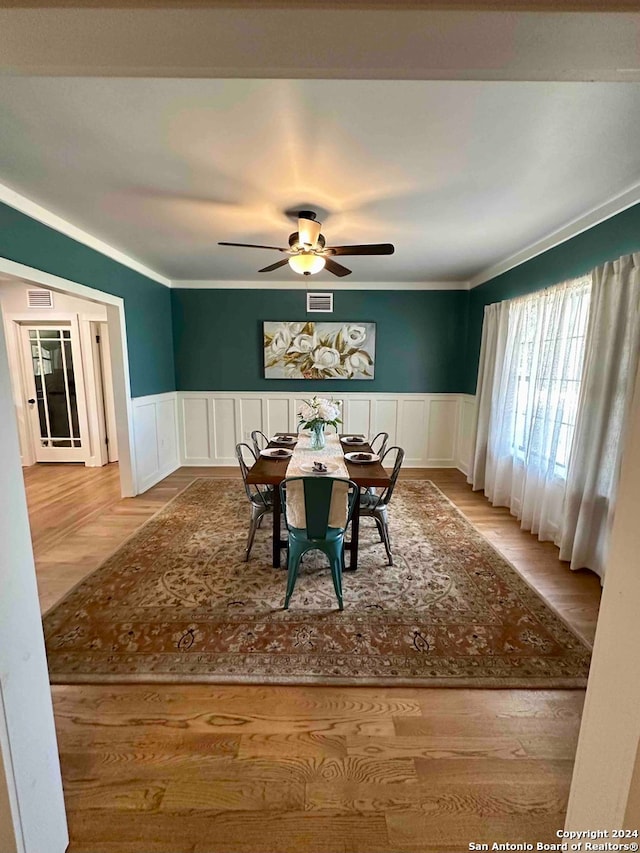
<box><xmin>340</xmin><ymin>435</ymin><xmax>367</xmax><ymax>446</ymax></box>
<box><xmin>298</xmin><ymin>461</ymin><xmax>340</xmax><ymax>475</ymax></box>
<box><xmin>344</xmin><ymin>451</ymin><xmax>380</xmax><ymax>464</ymax></box>
<box><xmin>271</xmin><ymin>434</ymin><xmax>297</xmax><ymax>445</ymax></box>
<box><xmin>260</xmin><ymin>447</ymin><xmax>293</xmax><ymax>459</ymax></box>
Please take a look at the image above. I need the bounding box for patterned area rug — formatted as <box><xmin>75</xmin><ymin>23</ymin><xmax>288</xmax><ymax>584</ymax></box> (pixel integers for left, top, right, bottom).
<box><xmin>44</xmin><ymin>479</ymin><xmax>591</xmax><ymax>687</ymax></box>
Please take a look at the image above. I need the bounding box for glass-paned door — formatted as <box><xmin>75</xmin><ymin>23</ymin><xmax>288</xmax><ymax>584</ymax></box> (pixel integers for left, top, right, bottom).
<box><xmin>21</xmin><ymin>324</ymin><xmax>89</xmax><ymax>463</ymax></box>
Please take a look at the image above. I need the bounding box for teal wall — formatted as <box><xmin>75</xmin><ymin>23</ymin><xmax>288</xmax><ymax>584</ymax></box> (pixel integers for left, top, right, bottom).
<box><xmin>6</xmin><ymin>196</ymin><xmax>638</xmax><ymax>400</ymax></box>
<box><xmin>465</xmin><ymin>202</ymin><xmax>640</xmax><ymax>394</ymax></box>
<box><xmin>172</xmin><ymin>288</ymin><xmax>469</xmax><ymax>393</ymax></box>
<box><xmin>0</xmin><ymin>202</ymin><xmax>175</xmax><ymax>398</ymax></box>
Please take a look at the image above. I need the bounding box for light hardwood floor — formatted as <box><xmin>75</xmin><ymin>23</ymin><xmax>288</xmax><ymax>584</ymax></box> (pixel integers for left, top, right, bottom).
<box><xmin>24</xmin><ymin>463</ymin><xmax>602</xmax><ymax>853</ymax></box>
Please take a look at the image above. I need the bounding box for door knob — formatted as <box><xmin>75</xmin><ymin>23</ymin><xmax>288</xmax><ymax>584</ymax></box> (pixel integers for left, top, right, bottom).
<box><xmin>27</xmin><ymin>398</ymin><xmax>35</xmax><ymax>404</ymax></box>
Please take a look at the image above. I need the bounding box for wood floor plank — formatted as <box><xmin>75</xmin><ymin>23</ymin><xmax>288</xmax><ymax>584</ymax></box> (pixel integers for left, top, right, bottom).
<box><xmin>159</xmin><ymin>778</ymin><xmax>305</xmax><ymax>812</ymax></box>
<box><xmin>393</xmin><ymin>713</ymin><xmax>581</xmax><ymax>738</ymax></box>
<box><xmin>412</xmin><ymin>757</ymin><xmax>574</xmax><ymax>785</ymax></box>
<box><xmin>347</xmin><ymin>734</ymin><xmax>527</xmax><ymax>760</ymax></box>
<box><xmin>68</xmin><ymin>810</ymin><xmax>392</xmax><ymax>853</ymax></box>
<box><xmin>306</xmin><ymin>779</ymin><xmax>569</xmax><ymax>815</ymax></box>
<box><xmin>22</xmin><ymin>463</ymin><xmax>602</xmax><ymax>852</ymax></box>
<box><xmin>52</xmin><ymin>684</ymin><xmax>423</xmax><ymax>719</ymax></box>
<box><xmin>386</xmin><ymin>811</ymin><xmax>566</xmax><ymax>850</ymax></box>
<box><xmin>62</xmin><ymin>777</ymin><xmax>166</xmax><ymax>812</ymax></box>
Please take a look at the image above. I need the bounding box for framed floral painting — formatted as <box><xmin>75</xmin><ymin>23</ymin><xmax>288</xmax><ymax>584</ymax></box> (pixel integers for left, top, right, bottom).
<box><xmin>263</xmin><ymin>321</ymin><xmax>376</xmax><ymax>379</ymax></box>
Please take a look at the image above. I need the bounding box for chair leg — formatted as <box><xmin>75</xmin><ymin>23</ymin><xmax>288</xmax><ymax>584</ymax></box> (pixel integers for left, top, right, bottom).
<box><xmin>245</xmin><ymin>506</ymin><xmax>261</xmax><ymax>561</ymax></box>
<box><xmin>284</xmin><ymin>543</ymin><xmax>305</xmax><ymax>609</ymax></box>
<box><xmin>329</xmin><ymin>555</ymin><xmax>344</xmax><ymax>611</ymax></box>
<box><xmin>379</xmin><ymin>516</ymin><xmax>393</xmax><ymax>566</ymax></box>
<box><xmin>373</xmin><ymin>517</ymin><xmax>385</xmax><ymax>543</ymax></box>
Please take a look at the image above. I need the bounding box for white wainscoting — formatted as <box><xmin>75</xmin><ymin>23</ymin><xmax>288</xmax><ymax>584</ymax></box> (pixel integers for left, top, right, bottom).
<box><xmin>455</xmin><ymin>394</ymin><xmax>477</xmax><ymax>476</ymax></box>
<box><xmin>132</xmin><ymin>391</ymin><xmax>179</xmax><ymax>492</ymax></box>
<box><xmin>178</xmin><ymin>391</ymin><xmax>477</xmax><ymax>470</ymax></box>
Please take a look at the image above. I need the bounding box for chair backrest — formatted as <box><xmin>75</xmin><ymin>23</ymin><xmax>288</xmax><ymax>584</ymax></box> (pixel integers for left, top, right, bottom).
<box><xmin>280</xmin><ymin>477</ymin><xmax>358</xmax><ymax>538</ymax></box>
<box><xmin>370</xmin><ymin>431</ymin><xmax>389</xmax><ymax>456</ymax></box>
<box><xmin>236</xmin><ymin>442</ymin><xmax>269</xmax><ymax>505</ymax></box>
<box><xmin>251</xmin><ymin>429</ymin><xmax>269</xmax><ymax>457</ymax></box>
<box><xmin>377</xmin><ymin>446</ymin><xmax>405</xmax><ymax>507</ymax></box>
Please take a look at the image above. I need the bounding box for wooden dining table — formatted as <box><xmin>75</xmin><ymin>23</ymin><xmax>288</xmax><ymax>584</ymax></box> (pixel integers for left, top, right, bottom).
<box><xmin>246</xmin><ymin>433</ymin><xmax>391</xmax><ymax>570</ymax></box>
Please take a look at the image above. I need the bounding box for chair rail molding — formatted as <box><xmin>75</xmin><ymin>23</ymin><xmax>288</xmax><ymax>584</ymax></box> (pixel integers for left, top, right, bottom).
<box><xmin>177</xmin><ymin>391</ymin><xmax>477</xmax><ymax>471</ymax></box>
<box><xmin>132</xmin><ymin>391</ymin><xmax>179</xmax><ymax>492</ymax></box>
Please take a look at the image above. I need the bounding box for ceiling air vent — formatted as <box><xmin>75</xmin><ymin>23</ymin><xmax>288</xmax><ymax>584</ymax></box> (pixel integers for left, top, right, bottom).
<box><xmin>306</xmin><ymin>292</ymin><xmax>333</xmax><ymax>313</ymax></box>
<box><xmin>27</xmin><ymin>289</ymin><xmax>54</xmax><ymax>309</ymax></box>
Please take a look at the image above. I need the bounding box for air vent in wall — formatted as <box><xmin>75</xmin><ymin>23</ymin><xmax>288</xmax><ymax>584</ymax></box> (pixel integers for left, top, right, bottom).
<box><xmin>27</xmin><ymin>289</ymin><xmax>54</xmax><ymax>309</ymax></box>
<box><xmin>306</xmin><ymin>292</ymin><xmax>333</xmax><ymax>313</ymax></box>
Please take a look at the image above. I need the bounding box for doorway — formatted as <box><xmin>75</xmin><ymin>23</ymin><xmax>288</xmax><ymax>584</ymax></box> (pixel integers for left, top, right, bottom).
<box><xmin>20</xmin><ymin>321</ymin><xmax>90</xmax><ymax>463</ymax></box>
<box><xmin>0</xmin><ymin>263</ymin><xmax>136</xmax><ymax>497</ymax></box>
<box><xmin>0</xmin><ymin>278</ymin><xmax>122</xmax><ymax>472</ymax></box>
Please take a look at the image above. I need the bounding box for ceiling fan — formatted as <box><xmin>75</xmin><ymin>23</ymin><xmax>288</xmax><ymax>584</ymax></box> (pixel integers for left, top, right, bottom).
<box><xmin>218</xmin><ymin>210</ymin><xmax>394</xmax><ymax>277</ymax></box>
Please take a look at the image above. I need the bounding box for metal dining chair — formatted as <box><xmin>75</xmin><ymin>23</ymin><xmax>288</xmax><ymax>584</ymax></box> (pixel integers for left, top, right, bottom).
<box><xmin>369</xmin><ymin>432</ymin><xmax>389</xmax><ymax>457</ymax></box>
<box><xmin>279</xmin><ymin>476</ymin><xmax>358</xmax><ymax>611</ymax></box>
<box><xmin>251</xmin><ymin>429</ymin><xmax>269</xmax><ymax>458</ymax></box>
<box><xmin>235</xmin><ymin>442</ymin><xmax>273</xmax><ymax>561</ymax></box>
<box><xmin>359</xmin><ymin>445</ymin><xmax>404</xmax><ymax>565</ymax></box>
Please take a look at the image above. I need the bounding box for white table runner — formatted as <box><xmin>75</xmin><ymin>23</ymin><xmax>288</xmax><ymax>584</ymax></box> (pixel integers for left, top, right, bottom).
<box><xmin>284</xmin><ymin>432</ymin><xmax>350</xmax><ymax>529</ymax></box>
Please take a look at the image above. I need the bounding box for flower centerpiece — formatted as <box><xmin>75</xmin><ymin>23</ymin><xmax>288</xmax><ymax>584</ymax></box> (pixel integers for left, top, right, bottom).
<box><xmin>298</xmin><ymin>396</ymin><xmax>342</xmax><ymax>450</ymax></box>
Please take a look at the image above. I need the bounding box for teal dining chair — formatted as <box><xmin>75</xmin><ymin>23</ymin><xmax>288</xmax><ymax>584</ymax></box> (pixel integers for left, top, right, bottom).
<box><xmin>279</xmin><ymin>476</ymin><xmax>358</xmax><ymax>611</ymax></box>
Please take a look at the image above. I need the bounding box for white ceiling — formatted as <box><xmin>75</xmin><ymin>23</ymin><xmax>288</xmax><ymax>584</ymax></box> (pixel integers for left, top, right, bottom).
<box><xmin>1</xmin><ymin>76</ymin><xmax>640</xmax><ymax>283</ymax></box>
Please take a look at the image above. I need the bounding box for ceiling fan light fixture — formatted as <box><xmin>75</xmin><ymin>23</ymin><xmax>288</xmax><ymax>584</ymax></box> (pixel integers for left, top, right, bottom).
<box><xmin>288</xmin><ymin>252</ymin><xmax>326</xmax><ymax>276</ymax></box>
<box><xmin>298</xmin><ymin>216</ymin><xmax>322</xmax><ymax>249</ymax></box>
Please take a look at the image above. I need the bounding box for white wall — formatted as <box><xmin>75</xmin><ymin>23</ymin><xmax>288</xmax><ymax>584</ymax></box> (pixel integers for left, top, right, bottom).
<box><xmin>565</xmin><ymin>361</ymin><xmax>640</xmax><ymax>828</ymax></box>
<box><xmin>0</xmin><ymin>317</ymin><xmax>68</xmax><ymax>853</ymax></box>
<box><xmin>132</xmin><ymin>391</ymin><xmax>179</xmax><ymax>492</ymax></box>
<box><xmin>177</xmin><ymin>391</ymin><xmax>476</xmax><ymax>469</ymax></box>
<box><xmin>0</xmin><ymin>279</ymin><xmax>116</xmax><ymax>468</ymax></box>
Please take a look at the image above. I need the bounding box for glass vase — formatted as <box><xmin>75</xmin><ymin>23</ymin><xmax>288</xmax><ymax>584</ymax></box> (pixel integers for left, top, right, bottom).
<box><xmin>310</xmin><ymin>422</ymin><xmax>326</xmax><ymax>450</ymax></box>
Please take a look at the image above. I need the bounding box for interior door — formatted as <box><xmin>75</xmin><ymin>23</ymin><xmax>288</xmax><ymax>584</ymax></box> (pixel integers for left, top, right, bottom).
<box><xmin>21</xmin><ymin>323</ymin><xmax>89</xmax><ymax>463</ymax></box>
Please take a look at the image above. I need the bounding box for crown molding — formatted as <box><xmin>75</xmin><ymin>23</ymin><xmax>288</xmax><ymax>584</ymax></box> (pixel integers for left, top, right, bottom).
<box><xmin>5</xmin><ymin>174</ymin><xmax>638</xmax><ymax>294</ymax></box>
<box><xmin>0</xmin><ymin>182</ymin><xmax>171</xmax><ymax>287</ymax></box>
<box><xmin>170</xmin><ymin>279</ymin><xmax>470</xmax><ymax>290</ymax></box>
<box><xmin>469</xmin><ymin>182</ymin><xmax>640</xmax><ymax>289</ymax></box>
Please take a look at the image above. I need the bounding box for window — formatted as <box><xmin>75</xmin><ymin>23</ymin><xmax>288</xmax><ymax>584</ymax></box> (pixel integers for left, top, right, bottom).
<box><xmin>510</xmin><ymin>276</ymin><xmax>591</xmax><ymax>478</ymax></box>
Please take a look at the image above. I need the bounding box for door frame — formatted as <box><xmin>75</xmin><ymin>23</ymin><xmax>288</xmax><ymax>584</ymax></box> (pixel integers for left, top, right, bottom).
<box><xmin>13</xmin><ymin>313</ymin><xmax>91</xmax><ymax>464</ymax></box>
<box><xmin>90</xmin><ymin>320</ymin><xmax>119</xmax><ymax>465</ymax></box>
<box><xmin>0</xmin><ymin>257</ymin><xmax>137</xmax><ymax>496</ymax></box>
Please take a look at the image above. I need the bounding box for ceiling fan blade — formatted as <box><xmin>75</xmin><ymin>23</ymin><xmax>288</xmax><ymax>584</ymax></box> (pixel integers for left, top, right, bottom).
<box><xmin>258</xmin><ymin>259</ymin><xmax>290</xmax><ymax>273</ymax></box>
<box><xmin>218</xmin><ymin>242</ymin><xmax>287</xmax><ymax>251</ymax></box>
<box><xmin>325</xmin><ymin>243</ymin><xmax>395</xmax><ymax>256</ymax></box>
<box><xmin>324</xmin><ymin>258</ymin><xmax>352</xmax><ymax>277</ymax></box>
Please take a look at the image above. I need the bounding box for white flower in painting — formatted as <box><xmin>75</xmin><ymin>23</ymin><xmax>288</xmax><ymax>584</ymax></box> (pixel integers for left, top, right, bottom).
<box><xmin>342</xmin><ymin>324</ymin><xmax>367</xmax><ymax>348</ymax></box>
<box><xmin>345</xmin><ymin>351</ymin><xmax>371</xmax><ymax>376</ymax></box>
<box><xmin>288</xmin><ymin>333</ymin><xmax>316</xmax><ymax>354</ymax></box>
<box><xmin>285</xmin><ymin>322</ymin><xmax>306</xmax><ymax>335</ymax></box>
<box><xmin>270</xmin><ymin>325</ymin><xmax>292</xmax><ymax>358</ymax></box>
<box><xmin>312</xmin><ymin>347</ymin><xmax>341</xmax><ymax>372</ymax></box>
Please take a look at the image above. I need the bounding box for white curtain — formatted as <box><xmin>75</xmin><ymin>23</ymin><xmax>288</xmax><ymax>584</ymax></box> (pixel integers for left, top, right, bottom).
<box><xmin>468</xmin><ymin>300</ymin><xmax>510</xmax><ymax>492</ymax></box>
<box><xmin>469</xmin><ymin>276</ymin><xmax>591</xmax><ymax>544</ymax></box>
<box><xmin>559</xmin><ymin>253</ymin><xmax>640</xmax><ymax>579</ymax></box>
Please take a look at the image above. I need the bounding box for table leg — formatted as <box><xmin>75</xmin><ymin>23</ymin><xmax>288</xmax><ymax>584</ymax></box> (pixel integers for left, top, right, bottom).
<box><xmin>272</xmin><ymin>486</ymin><xmax>281</xmax><ymax>569</ymax></box>
<box><xmin>347</xmin><ymin>497</ymin><xmax>360</xmax><ymax>572</ymax></box>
